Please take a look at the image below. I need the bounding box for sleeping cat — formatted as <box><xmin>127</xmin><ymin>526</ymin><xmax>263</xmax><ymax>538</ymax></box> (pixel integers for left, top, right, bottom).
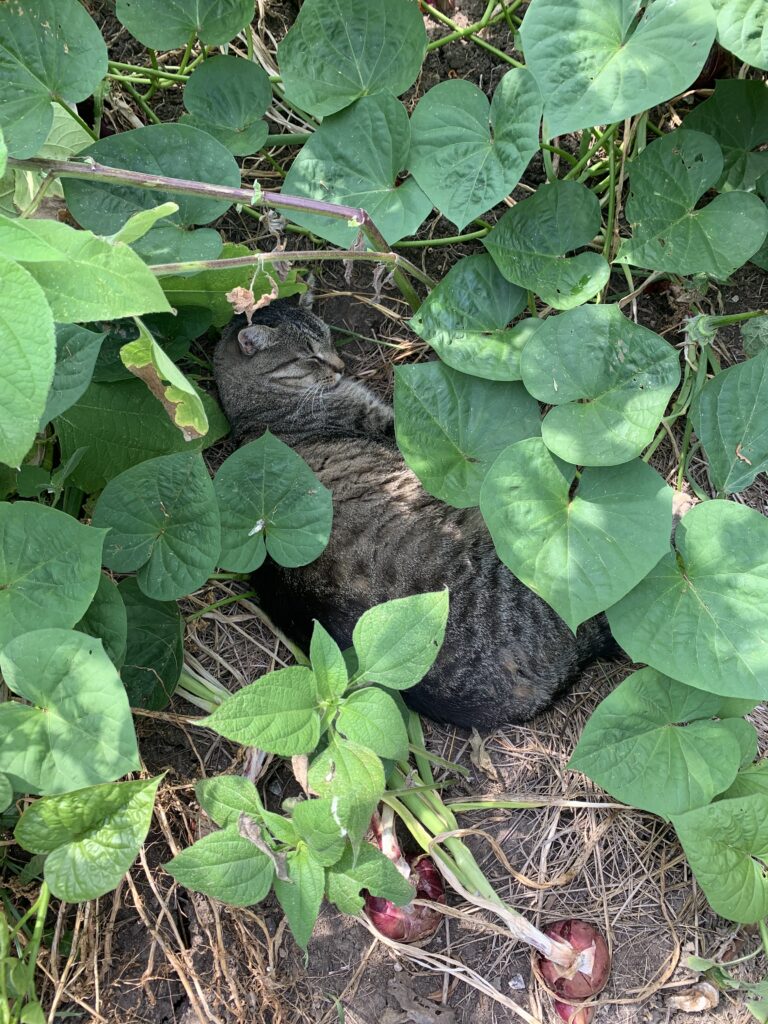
<box><xmin>213</xmin><ymin>301</ymin><xmax>616</xmax><ymax>730</ymax></box>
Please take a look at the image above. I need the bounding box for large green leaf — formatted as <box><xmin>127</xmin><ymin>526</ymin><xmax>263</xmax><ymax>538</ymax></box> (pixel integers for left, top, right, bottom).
<box><xmin>711</xmin><ymin>0</ymin><xmax>768</xmax><ymax>69</ymax></box>
<box><xmin>326</xmin><ymin>843</ymin><xmax>413</xmax><ymax>916</ymax></box>
<box><xmin>214</xmin><ymin>432</ymin><xmax>332</xmax><ymax>572</ymax></box>
<box><xmin>15</xmin><ymin>776</ymin><xmax>162</xmax><ymax>902</ymax></box>
<box><xmin>0</xmin><ymin>256</ymin><xmax>55</xmax><ymax>468</ymax></box>
<box><xmin>481</xmin><ymin>440</ymin><xmax>672</xmax><ymax>630</ymax></box>
<box><xmin>281</xmin><ymin>95</ymin><xmax>432</xmax><ymax>248</ymax></box>
<box><xmin>0</xmin><ymin>0</ymin><xmax>107</xmax><ymax>157</ymax></box>
<box><xmin>273</xmin><ymin>847</ymin><xmax>325</xmax><ymax>951</ymax></box>
<box><xmin>483</xmin><ymin>181</ymin><xmax>609</xmax><ymax>310</ymax></box>
<box><xmin>165</xmin><ymin>823</ymin><xmax>274</xmax><ymax>906</ymax></box>
<box><xmin>41</xmin><ymin>325</ymin><xmax>105</xmax><ymax>427</ymax></box>
<box><xmin>408</xmin><ymin>254</ymin><xmax>527</xmax><ymax>381</ymax></box>
<box><xmin>674</xmin><ymin>795</ymin><xmax>768</xmax><ymax>923</ymax></box>
<box><xmin>336</xmin><ymin>687</ymin><xmax>409</xmax><ymax>761</ymax></box>
<box><xmin>115</xmin><ymin>0</ymin><xmax>254</xmax><ymax>49</ymax></box>
<box><xmin>292</xmin><ymin>797</ymin><xmax>346</xmax><ymax>867</ymax></box>
<box><xmin>394</xmin><ymin>361</ymin><xmax>541</xmax><ymax>507</ymax></box>
<box><xmin>181</xmin><ymin>55</ymin><xmax>270</xmax><ymax>156</ymax></box>
<box><xmin>75</xmin><ymin>573</ymin><xmax>128</xmax><ymax>670</ymax></box>
<box><xmin>519</xmin><ymin>304</ymin><xmax>681</xmax><ymax>466</ymax></box>
<box><xmin>719</xmin><ymin>761</ymin><xmax>768</xmax><ymax>801</ymax></box>
<box><xmin>308</xmin><ymin>737</ymin><xmax>385</xmax><ymax>852</ymax></box>
<box><xmin>570</xmin><ymin>668</ymin><xmax>751</xmax><ymax>816</ymax></box>
<box><xmin>0</xmin><ymin>629</ymin><xmax>139</xmax><ymax>795</ymax></box>
<box><xmin>407</xmin><ymin>69</ymin><xmax>542</xmax><ymax>230</ymax></box>
<box><xmin>520</xmin><ymin>0</ymin><xmax>716</xmax><ymax>137</ymax></box>
<box><xmin>691</xmin><ymin>348</ymin><xmax>768</xmax><ymax>494</ymax></box>
<box><xmin>277</xmin><ymin>0</ymin><xmax>426</xmax><ymax>118</ymax></box>
<box><xmin>93</xmin><ymin>452</ymin><xmax>221</xmax><ymax>602</ymax></box>
<box><xmin>195</xmin><ymin>775</ymin><xmax>267</xmax><ymax>829</ymax></box>
<box><xmin>684</xmin><ymin>80</ymin><xmax>768</xmax><ymax>192</ymax></box>
<box><xmin>0</xmin><ymin>502</ymin><xmax>104</xmax><ymax>649</ymax></box>
<box><xmin>617</xmin><ymin>130</ymin><xmax>768</xmax><ymax>277</ymax></box>
<box><xmin>742</xmin><ymin>315</ymin><xmax>768</xmax><ymax>358</ymax></box>
<box><xmin>310</xmin><ymin>622</ymin><xmax>349</xmax><ymax>701</ymax></box>
<box><xmin>93</xmin><ymin>307</ymin><xmax>210</xmax><ymax>383</ymax></box>
<box><xmin>607</xmin><ymin>501</ymin><xmax>768</xmax><ymax>700</ymax></box>
<box><xmin>119</xmin><ymin>578</ymin><xmax>184</xmax><ymax>710</ymax></box>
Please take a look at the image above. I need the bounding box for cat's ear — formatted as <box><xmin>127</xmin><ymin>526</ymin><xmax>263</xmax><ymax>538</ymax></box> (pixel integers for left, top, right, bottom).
<box><xmin>237</xmin><ymin>324</ymin><xmax>278</xmax><ymax>356</ymax></box>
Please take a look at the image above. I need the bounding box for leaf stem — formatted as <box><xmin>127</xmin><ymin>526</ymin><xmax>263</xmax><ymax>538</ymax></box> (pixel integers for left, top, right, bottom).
<box><xmin>264</xmin><ymin>133</ymin><xmax>312</xmax><ymax>146</ymax></box>
<box><xmin>186</xmin><ymin>590</ymin><xmax>261</xmax><ymax>622</ymax></box>
<box><xmin>177</xmin><ymin>32</ymin><xmax>198</xmax><ymax>75</ymax></box>
<box><xmin>563</xmin><ymin>124</ymin><xmax>619</xmax><ymax>181</ymax></box>
<box><xmin>120</xmin><ymin>80</ymin><xmax>162</xmax><ymax>124</ymax></box>
<box><xmin>52</xmin><ymin>98</ymin><xmax>98</xmax><ymax>141</ymax></box>
<box><xmin>108</xmin><ymin>60</ymin><xmax>191</xmax><ymax>83</ymax></box>
<box><xmin>394</xmin><ymin>228</ymin><xmax>490</xmax><ymax>248</ymax></box>
<box><xmin>420</xmin><ymin>1</ymin><xmax>524</xmax><ymax>65</ymax></box>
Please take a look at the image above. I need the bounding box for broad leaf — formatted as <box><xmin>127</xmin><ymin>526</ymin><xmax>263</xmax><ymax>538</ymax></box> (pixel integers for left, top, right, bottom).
<box><xmin>116</xmin><ymin>0</ymin><xmax>254</xmax><ymax>49</ymax></box>
<box><xmin>617</xmin><ymin>130</ymin><xmax>768</xmax><ymax>277</ymax></box>
<box><xmin>281</xmin><ymin>95</ymin><xmax>432</xmax><ymax>248</ymax></box>
<box><xmin>75</xmin><ymin>573</ymin><xmax>128</xmax><ymax>670</ymax></box>
<box><xmin>92</xmin><ymin>308</ymin><xmax>208</xmax><ymax>383</ymax></box>
<box><xmin>394</xmin><ymin>361</ymin><xmax>541</xmax><ymax>506</ymax></box>
<box><xmin>480</xmin><ymin>440</ymin><xmax>673</xmax><ymax>630</ymax></box>
<box><xmin>214</xmin><ymin>432</ymin><xmax>332</xmax><ymax>571</ymax></box>
<box><xmin>273</xmin><ymin>847</ymin><xmax>325</xmax><ymax>950</ymax></box>
<box><xmin>326</xmin><ymin>844</ymin><xmax>413</xmax><ymax>916</ymax></box>
<box><xmin>165</xmin><ymin>823</ymin><xmax>275</xmax><ymax>906</ymax></box>
<box><xmin>195</xmin><ymin>775</ymin><xmax>267</xmax><ymax>829</ymax></box>
<box><xmin>520</xmin><ymin>0</ymin><xmax>716</xmax><ymax>137</ymax></box>
<box><xmin>607</xmin><ymin>501</ymin><xmax>768</xmax><ymax>700</ymax></box>
<box><xmin>15</xmin><ymin>776</ymin><xmax>162</xmax><ymax>902</ymax></box>
<box><xmin>520</xmin><ymin>304</ymin><xmax>681</xmax><ymax>466</ymax></box>
<box><xmin>711</xmin><ymin>0</ymin><xmax>768</xmax><ymax>69</ymax></box>
<box><xmin>292</xmin><ymin>798</ymin><xmax>347</xmax><ymax>867</ymax></box>
<box><xmin>408</xmin><ymin>254</ymin><xmax>527</xmax><ymax>381</ymax></box>
<box><xmin>0</xmin><ymin>629</ymin><xmax>139</xmax><ymax>795</ymax></box>
<box><xmin>109</xmin><ymin>202</ymin><xmax>179</xmax><ymax>245</ymax></box>
<box><xmin>336</xmin><ymin>688</ymin><xmax>409</xmax><ymax>761</ymax></box>
<box><xmin>719</xmin><ymin>761</ymin><xmax>768</xmax><ymax>801</ymax></box>
<box><xmin>483</xmin><ymin>180</ymin><xmax>609</xmax><ymax>309</ymax></box>
<box><xmin>310</xmin><ymin>622</ymin><xmax>349</xmax><ymax>701</ymax></box>
<box><xmin>119</xmin><ymin>578</ymin><xmax>184</xmax><ymax>710</ymax></box>
<box><xmin>408</xmin><ymin>69</ymin><xmax>542</xmax><ymax>230</ymax></box>
<box><xmin>93</xmin><ymin>452</ymin><xmax>221</xmax><ymax>602</ymax></box>
<box><xmin>684</xmin><ymin>80</ymin><xmax>768</xmax><ymax>192</ymax></box>
<box><xmin>278</xmin><ymin>0</ymin><xmax>426</xmax><ymax>117</ymax></box>
<box><xmin>181</xmin><ymin>55</ymin><xmax>270</xmax><ymax>156</ymax></box>
<box><xmin>40</xmin><ymin>325</ymin><xmax>105</xmax><ymax>427</ymax></box>
<box><xmin>742</xmin><ymin>315</ymin><xmax>768</xmax><ymax>358</ymax></box>
<box><xmin>308</xmin><ymin>737</ymin><xmax>385</xmax><ymax>852</ymax></box>
<box><xmin>0</xmin><ymin>774</ymin><xmax>12</xmax><ymax>813</ymax></box>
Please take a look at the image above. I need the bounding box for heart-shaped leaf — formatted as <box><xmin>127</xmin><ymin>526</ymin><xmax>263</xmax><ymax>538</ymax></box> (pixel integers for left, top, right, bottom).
<box><xmin>407</xmin><ymin>69</ymin><xmax>542</xmax><ymax>230</ymax></box>
<box><xmin>520</xmin><ymin>304</ymin><xmax>680</xmax><ymax>466</ymax></box>
<box><xmin>481</xmin><ymin>439</ymin><xmax>673</xmax><ymax>630</ymax></box>
<box><xmin>40</xmin><ymin>325</ymin><xmax>105</xmax><ymax>427</ymax></box>
<box><xmin>119</xmin><ymin>578</ymin><xmax>184</xmax><ymax>710</ymax></box>
<box><xmin>326</xmin><ymin>843</ymin><xmax>413</xmax><ymax>916</ymax></box>
<box><xmin>719</xmin><ymin>761</ymin><xmax>768</xmax><ymax>801</ymax></box>
<box><xmin>336</xmin><ymin>688</ymin><xmax>409</xmax><ymax>761</ymax></box>
<box><xmin>483</xmin><ymin>180</ymin><xmax>609</xmax><ymax>309</ymax></box>
<box><xmin>607</xmin><ymin>501</ymin><xmax>768</xmax><ymax>700</ymax></box>
<box><xmin>711</xmin><ymin>0</ymin><xmax>768</xmax><ymax>70</ymax></box>
<box><xmin>116</xmin><ymin>0</ymin><xmax>254</xmax><ymax>49</ymax></box>
<box><xmin>273</xmin><ymin>847</ymin><xmax>325</xmax><ymax>950</ymax></box>
<box><xmin>684</xmin><ymin>80</ymin><xmax>768</xmax><ymax>192</ymax></box>
<box><xmin>521</xmin><ymin>0</ymin><xmax>716</xmax><ymax>137</ymax></box>
<box><xmin>617</xmin><ymin>130</ymin><xmax>768</xmax><ymax>277</ymax></box>
<box><xmin>165</xmin><ymin>822</ymin><xmax>275</xmax><ymax>906</ymax></box>
<box><xmin>281</xmin><ymin>94</ymin><xmax>432</xmax><ymax>248</ymax></box>
<box><xmin>75</xmin><ymin>573</ymin><xmax>128</xmax><ymax>670</ymax></box>
<box><xmin>278</xmin><ymin>0</ymin><xmax>426</xmax><ymax>118</ymax></box>
<box><xmin>181</xmin><ymin>55</ymin><xmax>271</xmax><ymax>156</ymax></box>
<box><xmin>394</xmin><ymin>361</ymin><xmax>541</xmax><ymax>506</ymax></box>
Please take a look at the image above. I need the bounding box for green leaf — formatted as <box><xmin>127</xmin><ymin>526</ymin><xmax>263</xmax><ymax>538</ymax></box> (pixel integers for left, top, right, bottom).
<box><xmin>109</xmin><ymin>202</ymin><xmax>179</xmax><ymax>245</ymax></box>
<box><xmin>75</xmin><ymin>573</ymin><xmax>128</xmax><ymax>670</ymax></box>
<box><xmin>691</xmin><ymin>348</ymin><xmax>768</xmax><ymax>494</ymax></box>
<box><xmin>0</xmin><ymin>502</ymin><xmax>104</xmax><ymax>649</ymax></box>
<box><xmin>483</xmin><ymin>180</ymin><xmax>609</xmax><ymax>310</ymax></box>
<box><xmin>719</xmin><ymin>761</ymin><xmax>768</xmax><ymax>801</ymax></box>
<box><xmin>0</xmin><ymin>0</ymin><xmax>107</xmax><ymax>157</ymax></box>
<box><xmin>310</xmin><ymin>622</ymin><xmax>349</xmax><ymax>701</ymax></box>
<box><xmin>14</xmin><ymin>776</ymin><xmax>162</xmax><ymax>902</ymax></box>
<box><xmin>165</xmin><ymin>823</ymin><xmax>275</xmax><ymax>906</ymax></box>
<box><xmin>519</xmin><ymin>304</ymin><xmax>681</xmax><ymax>466</ymax></box>
<box><xmin>0</xmin><ymin>127</ymin><xmax>5</xmax><ymax>176</ymax></box>
<box><xmin>711</xmin><ymin>0</ymin><xmax>768</xmax><ymax>70</ymax></box>
<box><xmin>181</xmin><ymin>55</ymin><xmax>270</xmax><ymax>156</ymax></box>
<box><xmin>274</xmin><ymin>846</ymin><xmax>325</xmax><ymax>950</ymax></box>
<box><xmin>481</xmin><ymin>440</ymin><xmax>673</xmax><ymax>630</ymax></box>
<box><xmin>326</xmin><ymin>843</ymin><xmax>413</xmax><ymax>916</ymax></box>
<box><xmin>607</xmin><ymin>501</ymin><xmax>768</xmax><ymax>700</ymax></box>
<box><xmin>394</xmin><ymin>362</ymin><xmax>541</xmax><ymax>507</ymax></box>
<box><xmin>281</xmin><ymin>94</ymin><xmax>432</xmax><ymax>248</ymax></box>
<box><xmin>119</xmin><ymin>577</ymin><xmax>183</xmax><ymax>709</ymax></box>
<box><xmin>684</xmin><ymin>80</ymin><xmax>768</xmax><ymax>192</ymax></box>
<box><xmin>0</xmin><ymin>629</ymin><xmax>140</xmax><ymax>795</ymax></box>
<box><xmin>278</xmin><ymin>0</ymin><xmax>426</xmax><ymax>118</ymax></box>
<box><xmin>336</xmin><ymin>688</ymin><xmax>409</xmax><ymax>761</ymax></box>
<box><xmin>40</xmin><ymin>325</ymin><xmax>105</xmax><ymax>427</ymax></box>
<box><xmin>570</xmin><ymin>668</ymin><xmax>749</xmax><ymax>816</ymax></box>
<box><xmin>292</xmin><ymin>798</ymin><xmax>347</xmax><ymax>867</ymax></box>
<box><xmin>195</xmin><ymin>775</ymin><xmax>266</xmax><ymax>828</ymax></box>
<box><xmin>520</xmin><ymin>0</ymin><xmax>716</xmax><ymax>138</ymax></box>
<box><xmin>408</xmin><ymin>254</ymin><xmax>527</xmax><ymax>381</ymax></box>
<box><xmin>352</xmin><ymin>591</ymin><xmax>449</xmax><ymax>690</ymax></box>
<box><xmin>407</xmin><ymin>69</ymin><xmax>542</xmax><ymax>230</ymax></box>
<box><xmin>0</xmin><ymin>256</ymin><xmax>55</xmax><ymax>468</ymax></box>
<box><xmin>92</xmin><ymin>308</ymin><xmax>209</xmax><ymax>382</ymax></box>
<box><xmin>201</xmin><ymin>667</ymin><xmax>320</xmax><ymax>756</ymax></box>
<box><xmin>308</xmin><ymin>738</ymin><xmax>385</xmax><ymax>852</ymax></box>
<box><xmin>93</xmin><ymin>452</ymin><xmax>221</xmax><ymax>602</ymax></box>
<box><xmin>674</xmin><ymin>795</ymin><xmax>768</xmax><ymax>923</ymax></box>
<box><xmin>617</xmin><ymin>130</ymin><xmax>768</xmax><ymax>277</ymax></box>
<box><xmin>741</xmin><ymin>315</ymin><xmax>768</xmax><ymax>358</ymax></box>
<box><xmin>214</xmin><ymin>432</ymin><xmax>332</xmax><ymax>572</ymax></box>
<box><xmin>0</xmin><ymin>773</ymin><xmax>12</xmax><ymax>813</ymax></box>
<box><xmin>116</xmin><ymin>0</ymin><xmax>254</xmax><ymax>49</ymax></box>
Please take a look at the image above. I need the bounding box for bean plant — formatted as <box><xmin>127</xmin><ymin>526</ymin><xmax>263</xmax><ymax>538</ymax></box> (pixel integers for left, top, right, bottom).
<box><xmin>1</xmin><ymin>0</ymin><xmax>768</xmax><ymax>1018</ymax></box>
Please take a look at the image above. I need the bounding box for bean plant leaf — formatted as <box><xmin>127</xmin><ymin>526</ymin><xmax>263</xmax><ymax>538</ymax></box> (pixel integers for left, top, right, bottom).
<box><xmin>14</xmin><ymin>776</ymin><xmax>162</xmax><ymax>902</ymax></box>
<box><xmin>691</xmin><ymin>348</ymin><xmax>768</xmax><ymax>494</ymax></box>
<box><xmin>0</xmin><ymin>774</ymin><xmax>12</xmax><ymax>813</ymax></box>
<box><xmin>278</xmin><ymin>0</ymin><xmax>426</xmax><ymax>118</ymax></box>
<box><xmin>326</xmin><ymin>844</ymin><xmax>414</xmax><ymax>916</ymax></box>
<box><xmin>394</xmin><ymin>362</ymin><xmax>541</xmax><ymax>507</ymax></box>
<box><xmin>308</xmin><ymin>737</ymin><xmax>385</xmax><ymax>853</ymax></box>
<box><xmin>195</xmin><ymin>775</ymin><xmax>266</xmax><ymax>829</ymax></box>
<box><xmin>570</xmin><ymin>668</ymin><xmax>750</xmax><ymax>816</ymax></box>
<box><xmin>0</xmin><ymin>256</ymin><xmax>55</xmax><ymax>468</ymax></box>
<box><xmin>481</xmin><ymin>440</ymin><xmax>673</xmax><ymax>630</ymax></box>
<box><xmin>483</xmin><ymin>181</ymin><xmax>609</xmax><ymax>309</ymax></box>
<box><xmin>0</xmin><ymin>0</ymin><xmax>107</xmax><ymax>157</ymax></box>
<box><xmin>409</xmin><ymin>254</ymin><xmax>527</xmax><ymax>381</ymax></box>
<box><xmin>617</xmin><ymin>130</ymin><xmax>768</xmax><ymax>277</ymax></box>
<box><xmin>310</xmin><ymin>622</ymin><xmax>349</xmax><ymax>701</ymax></box>
<box><xmin>75</xmin><ymin>573</ymin><xmax>128</xmax><ymax>670</ymax></box>
<box><xmin>0</xmin><ymin>502</ymin><xmax>104</xmax><ymax>649</ymax></box>
<box><xmin>181</xmin><ymin>55</ymin><xmax>270</xmax><ymax>156</ymax></box>
<box><xmin>520</xmin><ymin>0</ymin><xmax>716</xmax><ymax>138</ymax></box>
<box><xmin>741</xmin><ymin>315</ymin><xmax>768</xmax><ymax>358</ymax></box>
<box><xmin>93</xmin><ymin>452</ymin><xmax>221</xmax><ymax>602</ymax></box>
<box><xmin>281</xmin><ymin>94</ymin><xmax>432</xmax><ymax>248</ymax></box>
<box><xmin>115</xmin><ymin>0</ymin><xmax>254</xmax><ymax>49</ymax></box>
<box><xmin>674</xmin><ymin>795</ymin><xmax>768</xmax><ymax>923</ymax></box>
<box><xmin>336</xmin><ymin>688</ymin><xmax>409</xmax><ymax>761</ymax></box>
<box><xmin>109</xmin><ymin>202</ymin><xmax>179</xmax><ymax>246</ymax></box>
<box><xmin>608</xmin><ymin>501</ymin><xmax>768</xmax><ymax>700</ymax></box>
<box><xmin>165</xmin><ymin>822</ymin><xmax>275</xmax><ymax>906</ymax></box>
<box><xmin>719</xmin><ymin>761</ymin><xmax>768</xmax><ymax>801</ymax></box>
<box><xmin>40</xmin><ymin>325</ymin><xmax>106</xmax><ymax>427</ymax></box>
<box><xmin>214</xmin><ymin>432</ymin><xmax>332</xmax><ymax>572</ymax></box>
<box><xmin>711</xmin><ymin>0</ymin><xmax>768</xmax><ymax>70</ymax></box>
<box><xmin>407</xmin><ymin>69</ymin><xmax>542</xmax><ymax>230</ymax></box>
<box><xmin>292</xmin><ymin>798</ymin><xmax>347</xmax><ymax>867</ymax></box>
<box><xmin>273</xmin><ymin>847</ymin><xmax>326</xmax><ymax>950</ymax></box>
<box><xmin>520</xmin><ymin>304</ymin><xmax>681</xmax><ymax>466</ymax></box>
<box><xmin>684</xmin><ymin>80</ymin><xmax>768</xmax><ymax>192</ymax></box>
<box><xmin>0</xmin><ymin>629</ymin><xmax>140</xmax><ymax>795</ymax></box>
<box><xmin>119</xmin><ymin>578</ymin><xmax>184</xmax><ymax>710</ymax></box>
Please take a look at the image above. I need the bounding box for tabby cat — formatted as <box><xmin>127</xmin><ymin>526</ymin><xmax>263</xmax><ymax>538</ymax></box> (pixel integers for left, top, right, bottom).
<box><xmin>214</xmin><ymin>301</ymin><xmax>616</xmax><ymax>730</ymax></box>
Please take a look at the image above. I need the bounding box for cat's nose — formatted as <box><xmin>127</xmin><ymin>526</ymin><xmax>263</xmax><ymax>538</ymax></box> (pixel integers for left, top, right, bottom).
<box><xmin>329</xmin><ymin>354</ymin><xmax>345</xmax><ymax>372</ymax></box>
